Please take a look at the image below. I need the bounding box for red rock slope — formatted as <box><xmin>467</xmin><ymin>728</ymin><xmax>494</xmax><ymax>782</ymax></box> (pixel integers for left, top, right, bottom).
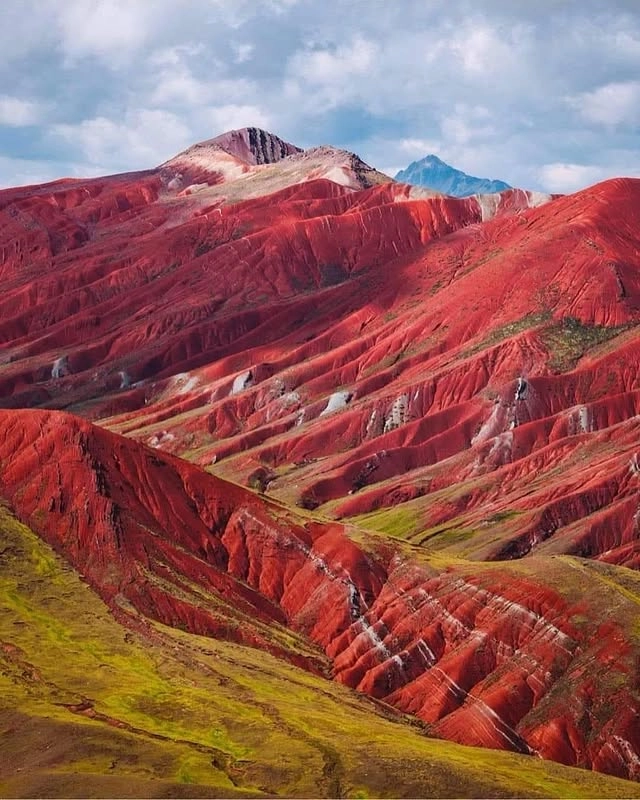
<box><xmin>84</xmin><ymin>170</ymin><xmax>640</xmax><ymax>571</ymax></box>
<box><xmin>1</xmin><ymin>129</ymin><xmax>640</xmax><ymax>781</ymax></box>
<box><xmin>0</xmin><ymin>408</ymin><xmax>639</xmax><ymax>780</ymax></box>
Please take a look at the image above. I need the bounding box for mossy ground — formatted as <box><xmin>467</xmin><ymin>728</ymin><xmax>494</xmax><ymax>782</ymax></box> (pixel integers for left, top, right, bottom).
<box><xmin>461</xmin><ymin>312</ymin><xmax>551</xmax><ymax>359</ymax></box>
<box><xmin>2</xmin><ymin>506</ymin><xmax>640</xmax><ymax>798</ymax></box>
<box><xmin>541</xmin><ymin>317</ymin><xmax>631</xmax><ymax>373</ymax></box>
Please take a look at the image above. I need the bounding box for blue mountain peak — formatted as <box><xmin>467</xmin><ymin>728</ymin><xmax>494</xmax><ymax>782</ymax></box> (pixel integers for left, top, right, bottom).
<box><xmin>395</xmin><ymin>155</ymin><xmax>511</xmax><ymax>197</ymax></box>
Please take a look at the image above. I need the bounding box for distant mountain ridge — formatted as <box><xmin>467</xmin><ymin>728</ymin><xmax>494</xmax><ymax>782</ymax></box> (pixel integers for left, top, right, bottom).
<box><xmin>395</xmin><ymin>154</ymin><xmax>511</xmax><ymax>197</ymax></box>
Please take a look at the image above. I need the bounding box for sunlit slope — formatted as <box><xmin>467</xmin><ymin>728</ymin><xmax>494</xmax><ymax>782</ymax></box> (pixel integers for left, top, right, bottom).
<box><xmin>2</xmin><ymin>131</ymin><xmax>640</xmax><ymax>792</ymax></box>
<box><xmin>87</xmin><ymin>177</ymin><xmax>640</xmax><ymax>568</ymax></box>
<box><xmin>1</xmin><ymin>408</ymin><xmax>640</xmax><ymax>782</ymax></box>
<box><xmin>5</xmin><ymin>508</ymin><xmax>639</xmax><ymax>798</ymax></box>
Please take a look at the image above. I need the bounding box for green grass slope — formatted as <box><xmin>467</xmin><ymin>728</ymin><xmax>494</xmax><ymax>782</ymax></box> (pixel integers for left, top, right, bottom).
<box><xmin>2</xmin><ymin>506</ymin><xmax>640</xmax><ymax>798</ymax></box>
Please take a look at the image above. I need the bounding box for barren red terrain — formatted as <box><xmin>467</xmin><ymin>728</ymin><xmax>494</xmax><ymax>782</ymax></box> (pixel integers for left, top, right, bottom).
<box><xmin>1</xmin><ymin>128</ymin><xmax>640</xmax><ymax>792</ymax></box>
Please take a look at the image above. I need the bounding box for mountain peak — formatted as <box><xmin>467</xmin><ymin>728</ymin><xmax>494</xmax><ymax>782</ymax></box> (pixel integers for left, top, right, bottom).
<box><xmin>395</xmin><ymin>155</ymin><xmax>511</xmax><ymax>197</ymax></box>
<box><xmin>183</xmin><ymin>127</ymin><xmax>302</xmax><ymax>167</ymax></box>
<box><xmin>420</xmin><ymin>154</ymin><xmax>447</xmax><ymax>166</ymax></box>
<box><xmin>207</xmin><ymin>127</ymin><xmax>302</xmax><ymax>165</ymax></box>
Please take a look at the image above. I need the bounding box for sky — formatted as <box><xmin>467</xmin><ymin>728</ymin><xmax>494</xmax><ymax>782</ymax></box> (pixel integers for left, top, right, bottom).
<box><xmin>1</xmin><ymin>0</ymin><xmax>639</xmax><ymax>192</ymax></box>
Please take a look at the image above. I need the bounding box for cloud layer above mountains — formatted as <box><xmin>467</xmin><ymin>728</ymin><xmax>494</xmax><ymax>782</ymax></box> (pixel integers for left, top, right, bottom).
<box><xmin>1</xmin><ymin>0</ymin><xmax>639</xmax><ymax>192</ymax></box>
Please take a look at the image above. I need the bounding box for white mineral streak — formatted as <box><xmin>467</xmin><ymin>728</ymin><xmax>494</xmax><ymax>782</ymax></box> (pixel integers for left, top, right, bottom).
<box><xmin>526</xmin><ymin>190</ymin><xmax>552</xmax><ymax>208</ymax></box>
<box><xmin>432</xmin><ymin>667</ymin><xmax>528</xmax><ymax>751</ymax></box>
<box><xmin>321</xmin><ymin>390</ymin><xmax>352</xmax><ymax>416</ymax></box>
<box><xmin>472</xmin><ymin>403</ymin><xmax>504</xmax><ymax>445</ymax></box>
<box><xmin>384</xmin><ymin>394</ymin><xmax>409</xmax><ymax>432</ymax></box>
<box><xmin>475</xmin><ymin>193</ymin><xmax>501</xmax><ymax>222</ymax></box>
<box><xmin>230</xmin><ymin>370</ymin><xmax>253</xmax><ymax>395</ymax></box>
<box><xmin>170</xmin><ymin>372</ymin><xmax>199</xmax><ymax>395</ymax></box>
<box><xmin>568</xmin><ymin>405</ymin><xmax>592</xmax><ymax>435</ymax></box>
<box><xmin>51</xmin><ymin>356</ymin><xmax>69</xmax><ymax>379</ymax></box>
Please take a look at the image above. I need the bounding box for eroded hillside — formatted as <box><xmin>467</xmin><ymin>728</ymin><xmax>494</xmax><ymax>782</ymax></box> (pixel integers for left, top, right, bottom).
<box><xmin>1</xmin><ymin>128</ymin><xmax>640</xmax><ymax>795</ymax></box>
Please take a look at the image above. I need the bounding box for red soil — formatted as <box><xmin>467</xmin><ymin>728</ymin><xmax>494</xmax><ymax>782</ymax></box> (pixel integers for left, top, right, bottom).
<box><xmin>2</xmin><ymin>132</ymin><xmax>640</xmax><ymax>779</ymax></box>
<box><xmin>0</xmin><ymin>408</ymin><xmax>639</xmax><ymax>778</ymax></box>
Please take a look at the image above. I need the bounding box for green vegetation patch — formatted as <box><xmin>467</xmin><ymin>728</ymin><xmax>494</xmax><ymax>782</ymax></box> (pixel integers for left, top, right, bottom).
<box><xmin>462</xmin><ymin>312</ymin><xmax>551</xmax><ymax>358</ymax></box>
<box><xmin>354</xmin><ymin>502</ymin><xmax>425</xmax><ymax>540</ymax></box>
<box><xmin>542</xmin><ymin>316</ymin><xmax>630</xmax><ymax>373</ymax></box>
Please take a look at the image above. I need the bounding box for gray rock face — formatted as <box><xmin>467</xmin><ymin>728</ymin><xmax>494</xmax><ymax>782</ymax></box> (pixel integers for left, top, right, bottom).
<box><xmin>206</xmin><ymin>127</ymin><xmax>302</xmax><ymax>166</ymax></box>
<box><xmin>395</xmin><ymin>155</ymin><xmax>511</xmax><ymax>197</ymax></box>
<box><xmin>51</xmin><ymin>355</ymin><xmax>70</xmax><ymax>380</ymax></box>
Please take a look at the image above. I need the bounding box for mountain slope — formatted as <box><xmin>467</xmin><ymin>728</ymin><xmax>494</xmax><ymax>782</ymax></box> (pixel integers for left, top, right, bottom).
<box><xmin>1</xmin><ymin>408</ymin><xmax>640</xmax><ymax>782</ymax></box>
<box><xmin>395</xmin><ymin>154</ymin><xmax>511</xmax><ymax>196</ymax></box>
<box><xmin>9</xmin><ymin>507</ymin><xmax>633</xmax><ymax>799</ymax></box>
<box><xmin>160</xmin><ymin>126</ymin><xmax>390</xmax><ymax>197</ymax></box>
<box><xmin>70</xmin><ymin>174</ymin><xmax>639</xmax><ymax>573</ymax></box>
<box><xmin>1</xmin><ymin>129</ymin><xmax>640</xmax><ymax>792</ymax></box>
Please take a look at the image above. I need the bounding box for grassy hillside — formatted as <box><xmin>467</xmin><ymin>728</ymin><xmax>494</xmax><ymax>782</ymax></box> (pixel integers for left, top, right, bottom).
<box><xmin>1</xmin><ymin>506</ymin><xmax>639</xmax><ymax>798</ymax></box>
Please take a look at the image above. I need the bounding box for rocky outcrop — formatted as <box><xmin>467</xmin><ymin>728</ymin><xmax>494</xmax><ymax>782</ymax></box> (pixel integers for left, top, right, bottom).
<box><xmin>205</xmin><ymin>127</ymin><xmax>302</xmax><ymax>165</ymax></box>
<box><xmin>161</xmin><ymin>127</ymin><xmax>302</xmax><ymax>186</ymax></box>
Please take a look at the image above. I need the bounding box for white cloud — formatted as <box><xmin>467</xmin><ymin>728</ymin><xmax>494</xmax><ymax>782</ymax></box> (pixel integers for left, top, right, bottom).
<box><xmin>0</xmin><ymin>154</ymin><xmax>113</xmax><ymax>188</ymax></box>
<box><xmin>450</xmin><ymin>24</ymin><xmax>501</xmax><ymax>74</ymax></box>
<box><xmin>150</xmin><ymin>70</ymin><xmax>257</xmax><ymax>109</ymax></box>
<box><xmin>285</xmin><ymin>35</ymin><xmax>378</xmax><ymax>110</ymax></box>
<box><xmin>206</xmin><ymin>0</ymin><xmax>252</xmax><ymax>29</ymax></box>
<box><xmin>609</xmin><ymin>30</ymin><xmax>640</xmax><ymax>61</ymax></box>
<box><xmin>200</xmin><ymin>104</ymin><xmax>272</xmax><ymax>134</ymax></box>
<box><xmin>149</xmin><ymin>72</ymin><xmax>211</xmax><ymax>107</ymax></box>
<box><xmin>144</xmin><ymin>44</ymin><xmax>260</xmax><ymax>115</ymax></box>
<box><xmin>297</xmin><ymin>35</ymin><xmax>376</xmax><ymax>83</ymax></box>
<box><xmin>267</xmin><ymin>0</ymin><xmax>300</xmax><ymax>10</ymax></box>
<box><xmin>440</xmin><ymin>105</ymin><xmax>494</xmax><ymax>146</ymax></box>
<box><xmin>448</xmin><ymin>20</ymin><xmax>533</xmax><ymax>81</ymax></box>
<box><xmin>0</xmin><ymin>0</ymin><xmax>639</xmax><ymax>194</ymax></box>
<box><xmin>538</xmin><ymin>163</ymin><xmax>617</xmax><ymax>193</ymax></box>
<box><xmin>149</xmin><ymin>43</ymin><xmax>206</xmax><ymax>67</ymax></box>
<box><xmin>0</xmin><ymin>156</ymin><xmax>61</xmax><ymax>188</ymax></box>
<box><xmin>233</xmin><ymin>43</ymin><xmax>254</xmax><ymax>63</ymax></box>
<box><xmin>399</xmin><ymin>139</ymin><xmax>442</xmax><ymax>157</ymax></box>
<box><xmin>205</xmin><ymin>0</ymin><xmax>298</xmax><ymax>29</ymax></box>
<box><xmin>51</xmin><ymin>110</ymin><xmax>193</xmax><ymax>170</ymax></box>
<box><xmin>52</xmin><ymin>0</ymin><xmax>161</xmax><ymax>64</ymax></box>
<box><xmin>571</xmin><ymin>80</ymin><xmax>640</xmax><ymax>127</ymax></box>
<box><xmin>0</xmin><ymin>95</ymin><xmax>43</xmax><ymax>126</ymax></box>
<box><xmin>50</xmin><ymin>104</ymin><xmax>272</xmax><ymax>173</ymax></box>
<box><xmin>379</xmin><ymin>165</ymin><xmax>402</xmax><ymax>178</ymax></box>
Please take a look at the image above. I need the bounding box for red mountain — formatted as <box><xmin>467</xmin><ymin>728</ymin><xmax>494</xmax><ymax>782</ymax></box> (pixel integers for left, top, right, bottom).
<box><xmin>1</xmin><ymin>128</ymin><xmax>640</xmax><ymax>788</ymax></box>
